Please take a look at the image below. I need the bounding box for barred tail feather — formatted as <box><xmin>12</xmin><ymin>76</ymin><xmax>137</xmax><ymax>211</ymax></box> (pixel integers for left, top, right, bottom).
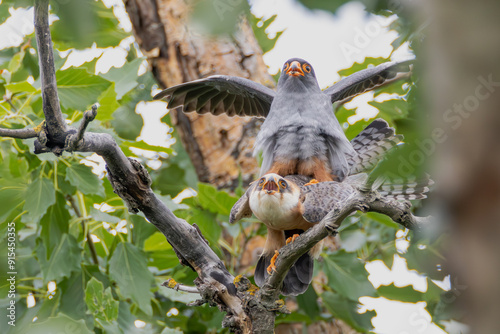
<box><xmin>348</xmin><ymin>118</ymin><xmax>403</xmax><ymax>174</ymax></box>
<box><xmin>378</xmin><ymin>175</ymin><xmax>434</xmax><ymax>200</ymax></box>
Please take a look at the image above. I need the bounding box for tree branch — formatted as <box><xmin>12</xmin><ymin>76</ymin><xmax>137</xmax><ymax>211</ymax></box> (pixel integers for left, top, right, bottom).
<box><xmin>20</xmin><ymin>1</ymin><xmax>254</xmax><ymax>332</ymax></box>
<box><xmin>34</xmin><ymin>0</ymin><xmax>67</xmax><ymax>138</ymax></box>
<box><xmin>0</xmin><ymin>127</ymin><xmax>38</xmax><ymax>139</ymax></box>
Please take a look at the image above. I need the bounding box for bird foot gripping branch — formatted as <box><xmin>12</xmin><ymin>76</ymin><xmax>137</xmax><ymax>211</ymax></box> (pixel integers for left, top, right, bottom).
<box><xmin>266</xmin><ymin>250</ymin><xmax>279</xmax><ymax>275</ymax></box>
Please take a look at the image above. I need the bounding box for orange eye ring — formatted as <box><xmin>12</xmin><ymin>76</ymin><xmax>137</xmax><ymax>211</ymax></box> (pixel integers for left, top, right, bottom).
<box><xmin>279</xmin><ymin>180</ymin><xmax>287</xmax><ymax>189</ymax></box>
<box><xmin>283</xmin><ymin>62</ymin><xmax>290</xmax><ymax>71</ymax></box>
<box><xmin>302</xmin><ymin>63</ymin><xmax>311</xmax><ymax>73</ymax></box>
<box><xmin>258</xmin><ymin>178</ymin><xmax>265</xmax><ymax>186</ymax></box>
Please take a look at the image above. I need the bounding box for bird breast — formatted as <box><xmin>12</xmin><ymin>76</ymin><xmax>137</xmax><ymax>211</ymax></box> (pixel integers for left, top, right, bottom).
<box><xmin>249</xmin><ymin>191</ymin><xmax>302</xmax><ymax>230</ymax></box>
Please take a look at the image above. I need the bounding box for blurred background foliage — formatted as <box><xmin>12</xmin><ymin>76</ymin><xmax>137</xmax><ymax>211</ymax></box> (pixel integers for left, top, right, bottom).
<box><xmin>0</xmin><ymin>0</ymin><xmax>459</xmax><ymax>333</ymax></box>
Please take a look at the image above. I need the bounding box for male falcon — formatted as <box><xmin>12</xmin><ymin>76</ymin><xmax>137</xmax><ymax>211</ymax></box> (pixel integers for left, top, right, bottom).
<box><xmin>229</xmin><ymin>119</ymin><xmax>432</xmax><ymax>295</ymax></box>
<box><xmin>154</xmin><ymin>58</ymin><xmax>412</xmax><ymax>181</ymax></box>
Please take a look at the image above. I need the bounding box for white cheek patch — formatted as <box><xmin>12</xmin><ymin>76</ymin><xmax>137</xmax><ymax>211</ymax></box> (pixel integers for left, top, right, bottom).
<box><xmin>249</xmin><ymin>191</ymin><xmax>300</xmax><ymax>230</ymax></box>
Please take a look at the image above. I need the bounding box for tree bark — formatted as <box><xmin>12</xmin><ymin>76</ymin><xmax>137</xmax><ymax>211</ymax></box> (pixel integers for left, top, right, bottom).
<box><xmin>125</xmin><ymin>0</ymin><xmax>273</xmax><ymax>188</ymax></box>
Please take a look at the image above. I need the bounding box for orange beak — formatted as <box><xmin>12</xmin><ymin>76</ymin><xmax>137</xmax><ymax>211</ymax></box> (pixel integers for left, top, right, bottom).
<box><xmin>286</xmin><ymin>61</ymin><xmax>304</xmax><ymax>77</ymax></box>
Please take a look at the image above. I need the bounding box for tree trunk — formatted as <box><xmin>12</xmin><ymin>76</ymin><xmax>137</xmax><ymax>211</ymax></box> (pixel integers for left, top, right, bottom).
<box><xmin>125</xmin><ymin>0</ymin><xmax>273</xmax><ymax>188</ymax></box>
<box><xmin>424</xmin><ymin>0</ymin><xmax>500</xmax><ymax>332</ymax></box>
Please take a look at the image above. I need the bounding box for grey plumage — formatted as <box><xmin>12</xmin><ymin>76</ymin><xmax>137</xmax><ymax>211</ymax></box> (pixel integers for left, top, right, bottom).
<box><xmin>154</xmin><ymin>58</ymin><xmax>413</xmax><ymax>181</ymax></box>
<box><xmin>255</xmin><ymin>58</ymin><xmax>354</xmax><ymax>180</ymax></box>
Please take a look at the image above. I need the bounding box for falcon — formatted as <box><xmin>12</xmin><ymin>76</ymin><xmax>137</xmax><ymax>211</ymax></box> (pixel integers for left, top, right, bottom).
<box><xmin>154</xmin><ymin>58</ymin><xmax>412</xmax><ymax>181</ymax></box>
<box><xmin>229</xmin><ymin>119</ymin><xmax>432</xmax><ymax>295</ymax></box>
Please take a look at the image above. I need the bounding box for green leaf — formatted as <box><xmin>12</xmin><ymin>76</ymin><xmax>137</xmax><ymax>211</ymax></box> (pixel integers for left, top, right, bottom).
<box><xmin>25</xmin><ymin>313</ymin><xmax>92</xmax><ymax>334</ymax></box>
<box><xmin>97</xmin><ymin>83</ymin><xmax>120</xmax><ymax>121</ymax></box>
<box><xmin>5</xmin><ymin>81</ymin><xmax>36</xmax><ymax>93</ymax></box>
<box><xmin>100</xmin><ymin>58</ymin><xmax>143</xmax><ymax>99</ymax></box>
<box><xmin>369</xmin><ymin>98</ymin><xmax>409</xmax><ymax>123</ymax></box>
<box><xmin>144</xmin><ymin>231</ymin><xmax>173</xmax><ymax>252</ymax></box>
<box><xmin>130</xmin><ymin>215</ymin><xmax>157</xmax><ymax>248</ymax></box>
<box><xmin>340</xmin><ymin>229</ymin><xmax>368</xmax><ymax>252</ymax></box>
<box><xmin>110</xmin><ymin>103</ymin><xmax>143</xmax><ymax>140</ymax></box>
<box><xmin>56</xmin><ymin>67</ymin><xmax>112</xmax><ymax>110</ymax></box>
<box><xmin>250</xmin><ymin>14</ymin><xmax>283</xmax><ymax>54</ymax></box>
<box><xmin>121</xmin><ymin>140</ymin><xmax>173</xmax><ymax>157</ymax></box>
<box><xmin>337</xmin><ymin>57</ymin><xmax>388</xmax><ymax>77</ymax></box>
<box><xmin>85</xmin><ymin>277</ymin><xmax>119</xmax><ymax>322</ymax></box>
<box><xmin>90</xmin><ymin>208</ymin><xmax>121</xmax><ymax>224</ymax></box>
<box><xmin>296</xmin><ymin>285</ymin><xmax>321</xmax><ymax>320</ymax></box>
<box><xmin>322</xmin><ymin>250</ymin><xmax>376</xmax><ymax>301</ymax></box>
<box><xmin>58</xmin><ymin>271</ymin><xmax>87</xmax><ymax>321</ymax></box>
<box><xmin>108</xmin><ymin>242</ymin><xmax>154</xmax><ymax>316</ymax></box>
<box><xmin>297</xmin><ymin>0</ymin><xmax>351</xmax><ymax>14</ymax></box>
<box><xmin>190</xmin><ymin>0</ymin><xmax>250</xmax><ymax>35</ymax></box>
<box><xmin>36</xmin><ymin>233</ymin><xmax>82</xmax><ymax>284</ymax></box>
<box><xmin>40</xmin><ymin>192</ymin><xmax>70</xmax><ymax>254</ymax></box>
<box><xmin>160</xmin><ymin>327</ymin><xmax>184</xmax><ymax>334</ymax></box>
<box><xmin>65</xmin><ymin>163</ymin><xmax>104</xmax><ymax>197</ymax></box>
<box><xmin>189</xmin><ymin>208</ymin><xmax>221</xmax><ymax>246</ymax></box>
<box><xmin>24</xmin><ymin>177</ymin><xmax>56</xmax><ymax>223</ymax></box>
<box><xmin>51</xmin><ymin>0</ymin><xmax>128</xmax><ymax>50</ymax></box>
<box><xmin>197</xmin><ymin>183</ymin><xmax>238</xmax><ymax>216</ymax></box>
<box><xmin>322</xmin><ymin>291</ymin><xmax>375</xmax><ymax>333</ymax></box>
<box><xmin>377</xmin><ymin>283</ymin><xmax>424</xmax><ymax>303</ymax></box>
<box><xmin>153</xmin><ymin>163</ymin><xmax>188</xmax><ymax>197</ymax></box>
<box><xmin>0</xmin><ymin>178</ymin><xmax>26</xmax><ymax>223</ymax></box>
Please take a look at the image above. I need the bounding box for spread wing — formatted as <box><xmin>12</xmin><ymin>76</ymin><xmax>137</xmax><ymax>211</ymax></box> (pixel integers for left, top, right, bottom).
<box><xmin>229</xmin><ymin>182</ymin><xmax>257</xmax><ymax>224</ymax></box>
<box><xmin>324</xmin><ymin>59</ymin><xmax>413</xmax><ymax>104</ymax></box>
<box><xmin>153</xmin><ymin>75</ymin><xmax>276</xmax><ymax>117</ymax></box>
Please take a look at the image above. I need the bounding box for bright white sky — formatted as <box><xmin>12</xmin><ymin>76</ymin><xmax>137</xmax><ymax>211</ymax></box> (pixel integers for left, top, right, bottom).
<box><xmin>0</xmin><ymin>1</ymin><xmax>460</xmax><ymax>333</ymax></box>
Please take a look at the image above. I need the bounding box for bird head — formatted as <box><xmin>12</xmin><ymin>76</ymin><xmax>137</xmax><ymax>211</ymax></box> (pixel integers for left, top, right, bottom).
<box><xmin>277</xmin><ymin>58</ymin><xmax>319</xmax><ymax>92</ymax></box>
<box><xmin>256</xmin><ymin>173</ymin><xmax>297</xmax><ymax>196</ymax></box>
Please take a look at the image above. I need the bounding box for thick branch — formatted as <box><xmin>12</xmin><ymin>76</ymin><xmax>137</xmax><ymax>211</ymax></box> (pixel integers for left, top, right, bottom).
<box><xmin>34</xmin><ymin>0</ymin><xmax>67</xmax><ymax>138</ymax></box>
<box><xmin>26</xmin><ymin>1</ymin><xmax>253</xmax><ymax>332</ymax></box>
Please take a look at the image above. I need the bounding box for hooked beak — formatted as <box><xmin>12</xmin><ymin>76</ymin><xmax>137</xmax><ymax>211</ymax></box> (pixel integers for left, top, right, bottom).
<box><xmin>261</xmin><ymin>178</ymin><xmax>280</xmax><ymax>195</ymax></box>
<box><xmin>286</xmin><ymin>61</ymin><xmax>304</xmax><ymax>77</ymax></box>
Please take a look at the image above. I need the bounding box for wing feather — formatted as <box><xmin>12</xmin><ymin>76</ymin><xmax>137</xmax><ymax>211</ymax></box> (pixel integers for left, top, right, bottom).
<box><xmin>154</xmin><ymin>75</ymin><xmax>275</xmax><ymax>117</ymax></box>
<box><xmin>324</xmin><ymin>60</ymin><xmax>413</xmax><ymax>104</ymax></box>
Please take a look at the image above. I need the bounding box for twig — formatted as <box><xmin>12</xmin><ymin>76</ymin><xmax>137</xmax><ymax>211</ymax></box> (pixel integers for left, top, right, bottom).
<box><xmin>66</xmin><ymin>195</ymin><xmax>99</xmax><ymax>265</ymax></box>
<box><xmin>0</xmin><ymin>127</ymin><xmax>38</xmax><ymax>139</ymax></box>
<box><xmin>162</xmin><ymin>278</ymin><xmax>200</xmax><ymax>293</ymax></box>
<box><xmin>65</xmin><ymin>105</ymin><xmax>98</xmax><ymax>152</ymax></box>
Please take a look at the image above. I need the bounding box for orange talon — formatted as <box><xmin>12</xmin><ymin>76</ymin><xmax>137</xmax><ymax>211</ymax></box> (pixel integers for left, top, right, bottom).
<box><xmin>267</xmin><ymin>250</ymin><xmax>279</xmax><ymax>274</ymax></box>
<box><xmin>304</xmin><ymin>179</ymin><xmax>319</xmax><ymax>186</ymax></box>
<box><xmin>286</xmin><ymin>234</ymin><xmax>300</xmax><ymax>244</ymax></box>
